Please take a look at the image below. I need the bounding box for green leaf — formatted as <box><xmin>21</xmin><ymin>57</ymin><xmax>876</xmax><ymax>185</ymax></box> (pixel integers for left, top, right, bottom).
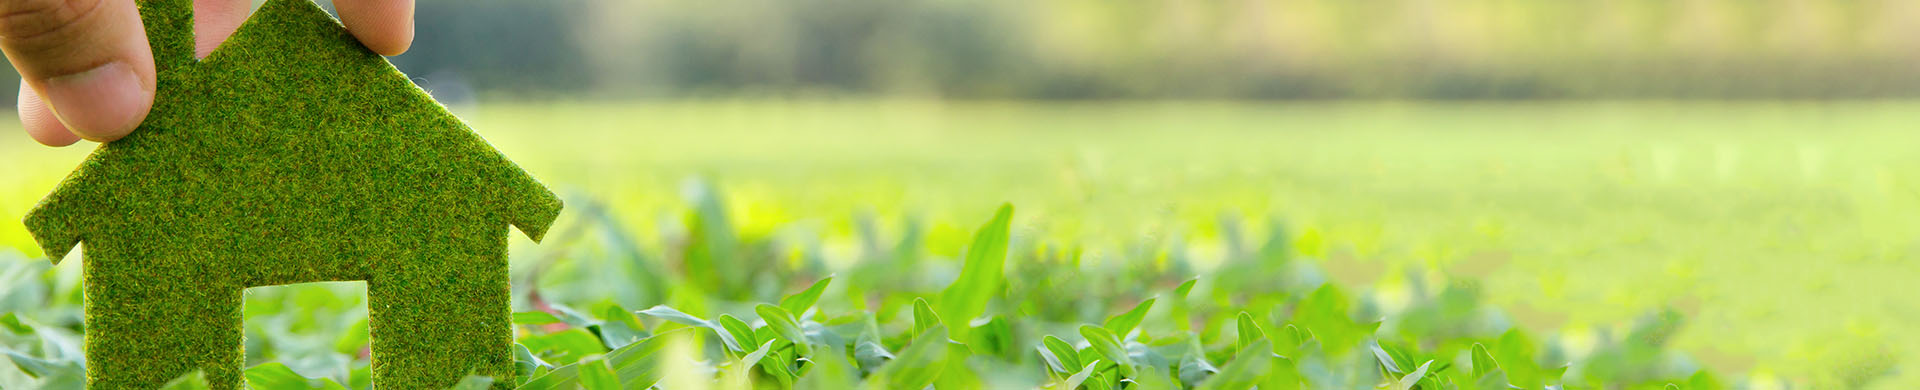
<box><xmin>577</xmin><ymin>357</ymin><xmax>620</xmax><ymax>390</ymax></box>
<box><xmin>513</xmin><ymin>343</ymin><xmax>552</xmax><ymax>384</ymax></box>
<box><xmin>547</xmin><ymin>304</ymin><xmax>601</xmax><ymax>328</ymax></box>
<box><xmin>519</xmin><ymin>328</ymin><xmax>608</xmax><ymax>365</ymax></box>
<box><xmin>876</xmin><ymin>325</ymin><xmax>950</xmax><ymax>389</ymax></box>
<box><xmin>1370</xmin><ymin>342</ymin><xmax>1405</xmax><ymax>376</ymax></box>
<box><xmin>740</xmin><ymin>340</ymin><xmax>795</xmax><ymax>384</ymax></box>
<box><xmin>601</xmin><ymin>305</ymin><xmax>645</xmax><ymax>330</ymax></box>
<box><xmin>446</xmin><ymin>375</ymin><xmax>494</xmax><ymax>390</ymax></box>
<box><xmin>597</xmin><ymin>305</ymin><xmax>648</xmax><ymax>349</ymax></box>
<box><xmin>1173</xmin><ymin>279</ymin><xmax>1199</xmax><ymax>298</ymax></box>
<box><xmin>974</xmin><ymin>315</ymin><xmax>1016</xmax><ymax>359</ymax></box>
<box><xmin>936</xmin><ymin>204</ymin><xmax>1013</xmax><ymax>340</ymax></box>
<box><xmin>332</xmin><ymin>317</ymin><xmax>370</xmax><ymax>354</ymax></box>
<box><xmin>1198</xmin><ymin>340</ymin><xmax>1272</xmax><ymax>390</ymax></box>
<box><xmin>1170</xmin><ymin>279</ymin><xmax>1199</xmax><ymax>332</ymax></box>
<box><xmin>1235</xmin><ymin>311</ymin><xmax>1265</xmax><ymax>354</ymax></box>
<box><xmin>1103</xmin><ymin>298</ymin><xmax>1156</xmax><ymax>337</ymax></box>
<box><xmin>716</xmin><ymin>314</ymin><xmax>761</xmax><ymax>355</ymax></box>
<box><xmin>780</xmin><ymin>276</ymin><xmax>833</xmax><ymax>315</ymax></box>
<box><xmin>159</xmin><ymin>370</ymin><xmax>210</xmax><ymax>390</ymax></box>
<box><xmin>636</xmin><ymin>305</ymin><xmax>744</xmax><ymax>352</ymax></box>
<box><xmin>635</xmin><ymin>305</ymin><xmax>710</xmax><ymax>328</ymax></box>
<box><xmin>1177</xmin><ymin>349</ymin><xmax>1219</xmax><ymax>386</ymax></box>
<box><xmin>854</xmin><ymin>340</ymin><xmax>895</xmax><ymax>373</ymax></box>
<box><xmin>1079</xmin><ymin>324</ymin><xmax>1135</xmax><ymax>377</ymax></box>
<box><xmin>1263</xmin><ymin>355</ymin><xmax>1303</xmax><ymax>390</ymax></box>
<box><xmin>1472</xmin><ymin>369</ymin><xmax>1512</xmax><ymax>390</ymax></box>
<box><xmin>605</xmin><ymin>328</ymin><xmax>688</xmax><ymax>388</ymax></box>
<box><xmin>1471</xmin><ymin>343</ymin><xmax>1500</xmax><ymax>380</ymax></box>
<box><xmin>1131</xmin><ymin>365</ymin><xmax>1180</xmax><ymax>390</ymax></box>
<box><xmin>516</xmin><ymin>364</ymin><xmax>581</xmax><ymax>390</ymax></box>
<box><xmin>3</xmin><ymin>348</ymin><xmax>78</xmax><ymax>379</ymax></box>
<box><xmin>1064</xmin><ymin>360</ymin><xmax>1102</xmax><ymax>390</ymax></box>
<box><xmin>243</xmin><ymin>362</ymin><xmax>342</xmax><ymax>390</ymax></box>
<box><xmin>1276</xmin><ymin>324</ymin><xmax>1306</xmax><ymax>354</ymax></box>
<box><xmin>1294</xmin><ymin>284</ymin><xmax>1366</xmax><ymax>351</ymax></box>
<box><xmin>1491</xmin><ymin>329</ymin><xmax>1540</xmax><ymax>386</ymax></box>
<box><xmin>912</xmin><ymin>297</ymin><xmax>943</xmax><ymax>339</ymax></box>
<box><xmin>934</xmin><ymin>342</ymin><xmax>982</xmax><ymax>390</ymax></box>
<box><xmin>755</xmin><ymin>303</ymin><xmax>812</xmax><ymax>353</ymax></box>
<box><xmin>682</xmin><ymin>180</ymin><xmax>745</xmax><ymax>292</ymax></box>
<box><xmin>513</xmin><ymin>311</ymin><xmax>565</xmax><ymax>325</ymax></box>
<box><xmin>0</xmin><ymin>313</ymin><xmax>31</xmax><ymax>335</ymax></box>
<box><xmin>1041</xmin><ymin>335</ymin><xmax>1084</xmax><ymax>376</ymax></box>
<box><xmin>523</xmin><ymin>328</ymin><xmax>690</xmax><ymax>390</ymax></box>
<box><xmin>1391</xmin><ymin>360</ymin><xmax>1434</xmax><ymax>390</ymax></box>
<box><xmin>797</xmin><ymin>342</ymin><xmax>857</xmax><ymax>390</ymax></box>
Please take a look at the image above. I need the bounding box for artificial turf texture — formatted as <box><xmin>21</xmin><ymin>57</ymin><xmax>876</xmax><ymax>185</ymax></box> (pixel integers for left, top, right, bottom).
<box><xmin>20</xmin><ymin>0</ymin><xmax>562</xmax><ymax>388</ymax></box>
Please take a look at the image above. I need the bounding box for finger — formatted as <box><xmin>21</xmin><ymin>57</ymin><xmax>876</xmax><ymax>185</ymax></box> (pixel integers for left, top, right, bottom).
<box><xmin>0</xmin><ymin>0</ymin><xmax>155</xmax><ymax>142</ymax></box>
<box><xmin>331</xmin><ymin>0</ymin><xmax>413</xmax><ymax>56</ymax></box>
<box><xmin>18</xmin><ymin>82</ymin><xmax>77</xmax><ymax>146</ymax></box>
<box><xmin>193</xmin><ymin>0</ymin><xmax>251</xmax><ymax>58</ymax></box>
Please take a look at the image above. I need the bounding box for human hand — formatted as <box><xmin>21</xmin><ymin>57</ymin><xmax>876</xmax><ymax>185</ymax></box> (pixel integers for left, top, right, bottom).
<box><xmin>1</xmin><ymin>0</ymin><xmax>415</xmax><ymax>146</ymax></box>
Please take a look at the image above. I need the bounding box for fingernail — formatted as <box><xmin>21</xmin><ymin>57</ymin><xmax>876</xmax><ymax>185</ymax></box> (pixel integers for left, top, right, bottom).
<box><xmin>42</xmin><ymin>61</ymin><xmax>154</xmax><ymax>142</ymax></box>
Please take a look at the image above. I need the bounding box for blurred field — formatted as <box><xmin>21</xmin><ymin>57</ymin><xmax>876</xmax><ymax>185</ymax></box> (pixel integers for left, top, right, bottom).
<box><xmin>3</xmin><ymin>100</ymin><xmax>1918</xmax><ymax>388</ymax></box>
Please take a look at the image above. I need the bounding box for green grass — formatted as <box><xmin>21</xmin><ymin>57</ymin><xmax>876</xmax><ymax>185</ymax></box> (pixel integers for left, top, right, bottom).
<box><xmin>3</xmin><ymin>100</ymin><xmax>1918</xmax><ymax>388</ymax></box>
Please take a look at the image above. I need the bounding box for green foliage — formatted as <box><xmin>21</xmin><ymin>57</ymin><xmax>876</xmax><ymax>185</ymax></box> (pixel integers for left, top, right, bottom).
<box><xmin>28</xmin><ymin>95</ymin><xmax>1906</xmax><ymax>390</ymax></box>
<box><xmin>0</xmin><ymin>187</ymin><xmax>1775</xmax><ymax>390</ymax></box>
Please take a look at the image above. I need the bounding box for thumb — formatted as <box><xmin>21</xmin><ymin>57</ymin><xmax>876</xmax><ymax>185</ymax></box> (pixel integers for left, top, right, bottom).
<box><xmin>0</xmin><ymin>0</ymin><xmax>155</xmax><ymax>143</ymax></box>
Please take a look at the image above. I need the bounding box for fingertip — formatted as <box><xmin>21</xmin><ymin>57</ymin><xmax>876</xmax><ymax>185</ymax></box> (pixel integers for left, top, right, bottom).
<box><xmin>39</xmin><ymin>61</ymin><xmax>153</xmax><ymax>142</ymax></box>
<box><xmin>335</xmin><ymin>0</ymin><xmax>415</xmax><ymax>56</ymax></box>
<box><xmin>19</xmin><ymin>83</ymin><xmax>80</xmax><ymax>147</ymax></box>
<box><xmin>2</xmin><ymin>0</ymin><xmax>155</xmax><ymax>144</ymax></box>
<box><xmin>193</xmin><ymin>0</ymin><xmax>252</xmax><ymax>58</ymax></box>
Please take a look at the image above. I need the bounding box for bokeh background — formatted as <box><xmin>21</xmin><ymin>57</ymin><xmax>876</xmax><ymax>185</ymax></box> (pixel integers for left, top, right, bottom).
<box><xmin>4</xmin><ymin>0</ymin><xmax>1920</xmax><ymax>388</ymax></box>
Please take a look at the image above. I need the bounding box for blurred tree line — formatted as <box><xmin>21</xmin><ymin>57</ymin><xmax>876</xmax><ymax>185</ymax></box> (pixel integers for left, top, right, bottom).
<box><xmin>420</xmin><ymin>0</ymin><xmax>1920</xmax><ymax>100</ymax></box>
<box><xmin>8</xmin><ymin>0</ymin><xmax>1920</xmax><ymax>103</ymax></box>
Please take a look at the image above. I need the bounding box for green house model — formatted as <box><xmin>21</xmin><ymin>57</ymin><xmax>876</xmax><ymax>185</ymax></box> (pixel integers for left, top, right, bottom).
<box><xmin>20</xmin><ymin>0</ymin><xmax>561</xmax><ymax>388</ymax></box>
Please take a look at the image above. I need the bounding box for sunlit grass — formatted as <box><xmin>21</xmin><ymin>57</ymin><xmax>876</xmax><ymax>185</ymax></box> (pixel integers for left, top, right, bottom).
<box><xmin>2</xmin><ymin>100</ymin><xmax>1917</xmax><ymax>388</ymax></box>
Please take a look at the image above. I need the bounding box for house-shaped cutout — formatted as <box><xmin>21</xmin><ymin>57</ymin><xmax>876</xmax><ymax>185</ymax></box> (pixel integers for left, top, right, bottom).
<box><xmin>21</xmin><ymin>0</ymin><xmax>561</xmax><ymax>388</ymax></box>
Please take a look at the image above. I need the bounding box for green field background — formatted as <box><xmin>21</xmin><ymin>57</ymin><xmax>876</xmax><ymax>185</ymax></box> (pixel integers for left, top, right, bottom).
<box><xmin>3</xmin><ymin>101</ymin><xmax>1916</xmax><ymax>387</ymax></box>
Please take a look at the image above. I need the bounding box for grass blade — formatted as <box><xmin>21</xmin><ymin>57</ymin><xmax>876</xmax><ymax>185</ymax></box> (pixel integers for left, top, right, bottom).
<box><xmin>1235</xmin><ymin>312</ymin><xmax>1265</xmax><ymax>354</ymax></box>
<box><xmin>1103</xmin><ymin>298</ymin><xmax>1156</xmax><ymax>338</ymax></box>
<box><xmin>779</xmin><ymin>276</ymin><xmax>833</xmax><ymax>316</ymax></box>
<box><xmin>936</xmin><ymin>204</ymin><xmax>1013</xmax><ymax>340</ymax></box>
<box><xmin>912</xmin><ymin>297</ymin><xmax>943</xmax><ymax>339</ymax></box>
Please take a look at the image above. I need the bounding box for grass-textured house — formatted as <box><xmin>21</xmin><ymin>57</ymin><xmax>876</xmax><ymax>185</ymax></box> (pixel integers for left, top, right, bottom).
<box><xmin>21</xmin><ymin>0</ymin><xmax>561</xmax><ymax>388</ymax></box>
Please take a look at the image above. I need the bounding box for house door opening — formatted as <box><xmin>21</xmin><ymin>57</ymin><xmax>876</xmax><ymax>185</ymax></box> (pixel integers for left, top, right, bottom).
<box><xmin>242</xmin><ymin>281</ymin><xmax>371</xmax><ymax>387</ymax></box>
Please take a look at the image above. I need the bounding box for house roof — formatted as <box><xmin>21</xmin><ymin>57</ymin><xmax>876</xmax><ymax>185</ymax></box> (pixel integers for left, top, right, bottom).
<box><xmin>21</xmin><ymin>0</ymin><xmax>562</xmax><ymax>262</ymax></box>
